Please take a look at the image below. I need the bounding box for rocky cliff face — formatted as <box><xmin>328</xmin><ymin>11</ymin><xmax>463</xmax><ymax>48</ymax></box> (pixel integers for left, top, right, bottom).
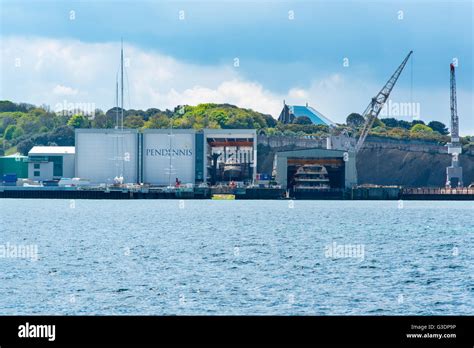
<box><xmin>357</xmin><ymin>144</ymin><xmax>474</xmax><ymax>187</ymax></box>
<box><xmin>257</xmin><ymin>135</ymin><xmax>474</xmax><ymax>187</ymax></box>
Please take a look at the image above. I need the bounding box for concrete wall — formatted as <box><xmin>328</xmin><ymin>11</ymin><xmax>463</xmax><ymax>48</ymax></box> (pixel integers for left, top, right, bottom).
<box><xmin>62</xmin><ymin>154</ymin><xmax>75</xmax><ymax>178</ymax></box>
<box><xmin>257</xmin><ymin>135</ymin><xmax>325</xmax><ymax>148</ymax></box>
<box><xmin>28</xmin><ymin>162</ymin><xmax>53</xmax><ymax>181</ymax></box>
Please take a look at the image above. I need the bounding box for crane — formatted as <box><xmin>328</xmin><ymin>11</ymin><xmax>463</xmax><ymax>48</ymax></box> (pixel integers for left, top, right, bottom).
<box><xmin>354</xmin><ymin>51</ymin><xmax>413</xmax><ymax>152</ymax></box>
<box><xmin>446</xmin><ymin>63</ymin><xmax>463</xmax><ymax>188</ymax></box>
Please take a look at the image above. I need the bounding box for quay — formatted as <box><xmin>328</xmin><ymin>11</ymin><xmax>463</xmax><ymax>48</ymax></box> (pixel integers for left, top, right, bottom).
<box><xmin>1</xmin><ymin>186</ymin><xmax>473</xmax><ymax>200</ymax></box>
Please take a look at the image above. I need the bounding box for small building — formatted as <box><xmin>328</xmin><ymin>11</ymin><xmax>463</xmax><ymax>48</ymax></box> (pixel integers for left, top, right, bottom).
<box><xmin>273</xmin><ymin>148</ymin><xmax>357</xmax><ymax>190</ymax></box>
<box><xmin>28</xmin><ymin>146</ymin><xmax>75</xmax><ymax>181</ymax></box>
<box><xmin>0</xmin><ymin>154</ymin><xmax>29</xmax><ymax>178</ymax></box>
<box><xmin>278</xmin><ymin>101</ymin><xmax>335</xmax><ymax>126</ymax></box>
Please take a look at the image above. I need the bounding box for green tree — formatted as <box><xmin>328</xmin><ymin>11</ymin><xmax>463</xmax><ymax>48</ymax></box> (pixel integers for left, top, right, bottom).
<box><xmin>48</xmin><ymin>126</ymin><xmax>75</xmax><ymax>146</ymax></box>
<box><xmin>428</xmin><ymin>121</ymin><xmax>449</xmax><ymax>135</ymax></box>
<box><xmin>261</xmin><ymin>114</ymin><xmax>277</xmax><ymax>128</ymax></box>
<box><xmin>12</xmin><ymin>126</ymin><xmax>24</xmax><ymax>139</ymax></box>
<box><xmin>208</xmin><ymin>109</ymin><xmax>229</xmax><ymax>128</ymax></box>
<box><xmin>16</xmin><ymin>139</ymin><xmax>34</xmax><ymax>155</ymax></box>
<box><xmin>293</xmin><ymin>116</ymin><xmax>312</xmax><ymax>125</ymax></box>
<box><xmin>411</xmin><ymin>120</ymin><xmax>425</xmax><ymax>126</ymax></box>
<box><xmin>67</xmin><ymin>114</ymin><xmax>90</xmax><ymax>128</ymax></box>
<box><xmin>91</xmin><ymin>112</ymin><xmax>115</xmax><ymax>128</ymax></box>
<box><xmin>410</xmin><ymin>124</ymin><xmax>433</xmax><ymax>134</ymax></box>
<box><xmin>346</xmin><ymin>113</ymin><xmax>365</xmax><ymax>128</ymax></box>
<box><xmin>397</xmin><ymin>120</ymin><xmax>412</xmax><ymax>129</ymax></box>
<box><xmin>144</xmin><ymin>114</ymin><xmax>171</xmax><ymax>128</ymax></box>
<box><xmin>380</xmin><ymin>118</ymin><xmax>399</xmax><ymax>128</ymax></box>
<box><xmin>124</xmin><ymin>115</ymin><xmax>145</xmax><ymax>128</ymax></box>
<box><xmin>0</xmin><ymin>115</ymin><xmax>17</xmax><ymax>135</ymax></box>
<box><xmin>3</xmin><ymin>125</ymin><xmax>17</xmax><ymax>140</ymax></box>
<box><xmin>372</xmin><ymin>118</ymin><xmax>386</xmax><ymax>128</ymax></box>
<box><xmin>172</xmin><ymin>117</ymin><xmax>192</xmax><ymax>128</ymax></box>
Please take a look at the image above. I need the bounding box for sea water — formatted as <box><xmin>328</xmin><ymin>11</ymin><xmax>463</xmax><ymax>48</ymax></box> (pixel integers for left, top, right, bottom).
<box><xmin>0</xmin><ymin>199</ymin><xmax>472</xmax><ymax>315</ymax></box>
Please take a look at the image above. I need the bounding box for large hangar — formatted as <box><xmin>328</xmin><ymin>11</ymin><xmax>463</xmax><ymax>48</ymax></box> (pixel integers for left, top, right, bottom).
<box><xmin>274</xmin><ymin>148</ymin><xmax>357</xmax><ymax>190</ymax></box>
<box><xmin>142</xmin><ymin>129</ymin><xmax>196</xmax><ymax>186</ymax></box>
<box><xmin>74</xmin><ymin>128</ymin><xmax>257</xmax><ymax>186</ymax></box>
<box><xmin>203</xmin><ymin>129</ymin><xmax>257</xmax><ymax>185</ymax></box>
<box><xmin>75</xmin><ymin>129</ymin><xmax>139</xmax><ymax>184</ymax></box>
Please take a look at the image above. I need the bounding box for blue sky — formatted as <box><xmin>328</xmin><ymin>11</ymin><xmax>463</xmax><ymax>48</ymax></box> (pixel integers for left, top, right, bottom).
<box><xmin>1</xmin><ymin>0</ymin><xmax>473</xmax><ymax>133</ymax></box>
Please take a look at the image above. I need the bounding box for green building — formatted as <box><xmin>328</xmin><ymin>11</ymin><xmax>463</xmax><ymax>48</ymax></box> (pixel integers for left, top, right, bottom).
<box><xmin>0</xmin><ymin>154</ymin><xmax>29</xmax><ymax>178</ymax></box>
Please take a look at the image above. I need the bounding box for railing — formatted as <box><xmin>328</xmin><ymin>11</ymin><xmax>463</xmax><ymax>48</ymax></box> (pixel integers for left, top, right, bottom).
<box><xmin>403</xmin><ymin>188</ymin><xmax>474</xmax><ymax>195</ymax></box>
<box><xmin>211</xmin><ymin>186</ymin><xmax>246</xmax><ymax>194</ymax></box>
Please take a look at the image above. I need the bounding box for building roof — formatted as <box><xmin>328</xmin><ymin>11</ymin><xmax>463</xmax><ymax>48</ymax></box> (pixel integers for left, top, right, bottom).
<box><xmin>288</xmin><ymin>105</ymin><xmax>335</xmax><ymax>126</ymax></box>
<box><xmin>276</xmin><ymin>147</ymin><xmax>347</xmax><ymax>157</ymax></box>
<box><xmin>28</xmin><ymin>146</ymin><xmax>75</xmax><ymax>155</ymax></box>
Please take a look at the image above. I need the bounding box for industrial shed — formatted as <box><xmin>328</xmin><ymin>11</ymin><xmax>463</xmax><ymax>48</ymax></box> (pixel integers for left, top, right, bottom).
<box><xmin>141</xmin><ymin>129</ymin><xmax>196</xmax><ymax>186</ymax></box>
<box><xmin>203</xmin><ymin>129</ymin><xmax>257</xmax><ymax>185</ymax></box>
<box><xmin>0</xmin><ymin>154</ymin><xmax>28</xmax><ymax>178</ymax></box>
<box><xmin>74</xmin><ymin>128</ymin><xmax>257</xmax><ymax>186</ymax></box>
<box><xmin>274</xmin><ymin>148</ymin><xmax>357</xmax><ymax>190</ymax></box>
<box><xmin>75</xmin><ymin>129</ymin><xmax>139</xmax><ymax>184</ymax></box>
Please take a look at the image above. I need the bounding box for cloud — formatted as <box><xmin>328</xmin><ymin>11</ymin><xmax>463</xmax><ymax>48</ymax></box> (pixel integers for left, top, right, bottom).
<box><xmin>52</xmin><ymin>84</ymin><xmax>78</xmax><ymax>96</ymax></box>
<box><xmin>1</xmin><ymin>36</ymin><xmax>472</xmax><ymax>134</ymax></box>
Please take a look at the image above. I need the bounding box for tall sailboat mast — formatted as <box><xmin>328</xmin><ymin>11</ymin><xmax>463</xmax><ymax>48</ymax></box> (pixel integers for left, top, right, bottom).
<box><xmin>115</xmin><ymin>73</ymin><xmax>120</xmax><ymax>180</ymax></box>
<box><xmin>120</xmin><ymin>39</ymin><xmax>125</xmax><ymax>178</ymax></box>
<box><xmin>115</xmin><ymin>74</ymin><xmax>119</xmax><ymax>128</ymax></box>
<box><xmin>120</xmin><ymin>38</ymin><xmax>124</xmax><ymax>130</ymax></box>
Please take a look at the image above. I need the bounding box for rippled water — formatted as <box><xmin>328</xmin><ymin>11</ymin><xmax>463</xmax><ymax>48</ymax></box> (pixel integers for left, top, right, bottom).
<box><xmin>0</xmin><ymin>199</ymin><xmax>473</xmax><ymax>315</ymax></box>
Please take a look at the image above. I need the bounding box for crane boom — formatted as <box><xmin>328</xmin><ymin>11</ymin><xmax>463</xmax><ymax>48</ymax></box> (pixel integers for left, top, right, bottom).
<box><xmin>449</xmin><ymin>63</ymin><xmax>459</xmax><ymax>144</ymax></box>
<box><xmin>446</xmin><ymin>63</ymin><xmax>463</xmax><ymax>187</ymax></box>
<box><xmin>355</xmin><ymin>51</ymin><xmax>413</xmax><ymax>152</ymax></box>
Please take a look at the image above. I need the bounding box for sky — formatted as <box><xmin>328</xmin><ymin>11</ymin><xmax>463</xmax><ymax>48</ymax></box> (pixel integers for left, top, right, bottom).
<box><xmin>0</xmin><ymin>0</ymin><xmax>473</xmax><ymax>134</ymax></box>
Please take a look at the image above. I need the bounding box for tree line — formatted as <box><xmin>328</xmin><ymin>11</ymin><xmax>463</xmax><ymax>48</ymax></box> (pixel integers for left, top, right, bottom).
<box><xmin>0</xmin><ymin>100</ymin><xmax>471</xmax><ymax>156</ymax></box>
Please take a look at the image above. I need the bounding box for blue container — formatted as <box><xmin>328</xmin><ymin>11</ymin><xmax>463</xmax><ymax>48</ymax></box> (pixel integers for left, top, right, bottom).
<box><xmin>3</xmin><ymin>173</ymin><xmax>17</xmax><ymax>182</ymax></box>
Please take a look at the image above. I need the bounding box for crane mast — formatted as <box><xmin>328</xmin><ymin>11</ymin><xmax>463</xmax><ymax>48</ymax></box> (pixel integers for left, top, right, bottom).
<box><xmin>355</xmin><ymin>51</ymin><xmax>413</xmax><ymax>152</ymax></box>
<box><xmin>446</xmin><ymin>63</ymin><xmax>463</xmax><ymax>187</ymax></box>
<box><xmin>449</xmin><ymin>63</ymin><xmax>460</xmax><ymax>144</ymax></box>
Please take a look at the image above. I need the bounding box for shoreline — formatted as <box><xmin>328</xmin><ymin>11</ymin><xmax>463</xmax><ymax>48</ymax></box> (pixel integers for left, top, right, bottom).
<box><xmin>1</xmin><ymin>186</ymin><xmax>473</xmax><ymax>200</ymax></box>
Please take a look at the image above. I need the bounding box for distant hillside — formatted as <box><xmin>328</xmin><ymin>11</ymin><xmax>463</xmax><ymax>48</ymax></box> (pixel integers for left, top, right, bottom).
<box><xmin>0</xmin><ymin>101</ymin><xmax>329</xmax><ymax>155</ymax></box>
<box><xmin>1</xmin><ymin>100</ymin><xmax>472</xmax><ymax>156</ymax></box>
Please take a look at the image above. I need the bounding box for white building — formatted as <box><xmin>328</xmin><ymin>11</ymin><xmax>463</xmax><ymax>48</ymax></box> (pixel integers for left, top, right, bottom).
<box><xmin>142</xmin><ymin>129</ymin><xmax>196</xmax><ymax>186</ymax></box>
<box><xmin>75</xmin><ymin>129</ymin><xmax>139</xmax><ymax>184</ymax></box>
<box><xmin>73</xmin><ymin>128</ymin><xmax>257</xmax><ymax>185</ymax></box>
<box><xmin>28</xmin><ymin>146</ymin><xmax>75</xmax><ymax>181</ymax></box>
